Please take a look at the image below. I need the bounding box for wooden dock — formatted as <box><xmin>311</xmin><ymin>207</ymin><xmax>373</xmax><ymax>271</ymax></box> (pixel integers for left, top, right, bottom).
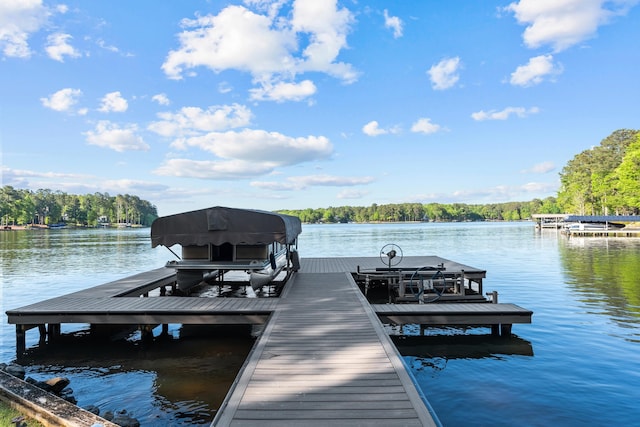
<box><xmin>564</xmin><ymin>228</ymin><xmax>640</xmax><ymax>237</ymax></box>
<box><xmin>5</xmin><ymin>256</ymin><xmax>533</xmax><ymax>426</ymax></box>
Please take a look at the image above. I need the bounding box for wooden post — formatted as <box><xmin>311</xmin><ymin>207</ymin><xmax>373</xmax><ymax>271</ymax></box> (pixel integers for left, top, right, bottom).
<box><xmin>365</xmin><ymin>275</ymin><xmax>370</xmax><ymax>296</ymax></box>
<box><xmin>16</xmin><ymin>325</ymin><xmax>26</xmax><ymax>355</ymax></box>
<box><xmin>140</xmin><ymin>325</ymin><xmax>154</xmax><ymax>342</ymax></box>
<box><xmin>501</xmin><ymin>324</ymin><xmax>512</xmax><ymax>337</ymax></box>
<box><xmin>486</xmin><ymin>291</ymin><xmax>498</xmax><ymax>303</ymax></box>
<box><xmin>48</xmin><ymin>324</ymin><xmax>61</xmax><ymax>342</ymax></box>
<box><xmin>38</xmin><ymin>325</ymin><xmax>47</xmax><ymax>346</ymax></box>
<box><xmin>398</xmin><ymin>273</ymin><xmax>405</xmax><ymax>298</ymax></box>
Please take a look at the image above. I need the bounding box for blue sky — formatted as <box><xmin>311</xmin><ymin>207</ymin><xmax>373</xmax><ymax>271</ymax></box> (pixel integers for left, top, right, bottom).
<box><xmin>2</xmin><ymin>0</ymin><xmax>639</xmax><ymax>216</ymax></box>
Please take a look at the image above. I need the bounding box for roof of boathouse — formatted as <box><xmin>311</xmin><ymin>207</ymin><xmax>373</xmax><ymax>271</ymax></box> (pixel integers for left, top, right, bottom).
<box><xmin>564</xmin><ymin>215</ymin><xmax>640</xmax><ymax>223</ymax></box>
<box><xmin>151</xmin><ymin>206</ymin><xmax>302</xmax><ymax>248</ymax></box>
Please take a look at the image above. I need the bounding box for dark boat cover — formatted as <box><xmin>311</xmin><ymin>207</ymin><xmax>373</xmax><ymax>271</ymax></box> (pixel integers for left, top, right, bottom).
<box><xmin>151</xmin><ymin>206</ymin><xmax>302</xmax><ymax>248</ymax></box>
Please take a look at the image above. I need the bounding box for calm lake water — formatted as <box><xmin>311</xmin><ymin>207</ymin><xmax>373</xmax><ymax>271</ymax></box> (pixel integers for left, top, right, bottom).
<box><xmin>1</xmin><ymin>222</ymin><xmax>640</xmax><ymax>426</ymax></box>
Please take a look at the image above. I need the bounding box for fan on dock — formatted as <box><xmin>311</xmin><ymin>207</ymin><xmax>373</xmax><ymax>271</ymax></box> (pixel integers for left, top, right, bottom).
<box><xmin>380</xmin><ymin>243</ymin><xmax>403</xmax><ymax>268</ymax></box>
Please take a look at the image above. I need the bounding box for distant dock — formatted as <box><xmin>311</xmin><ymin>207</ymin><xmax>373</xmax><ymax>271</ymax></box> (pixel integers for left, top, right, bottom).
<box><xmin>532</xmin><ymin>214</ymin><xmax>640</xmax><ymax>236</ymax></box>
<box><xmin>6</xmin><ymin>256</ymin><xmax>532</xmax><ymax>426</ymax></box>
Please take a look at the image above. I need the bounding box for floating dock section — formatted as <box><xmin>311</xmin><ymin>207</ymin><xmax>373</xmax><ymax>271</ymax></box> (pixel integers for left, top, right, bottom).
<box><xmin>6</xmin><ymin>256</ymin><xmax>533</xmax><ymax>426</ymax></box>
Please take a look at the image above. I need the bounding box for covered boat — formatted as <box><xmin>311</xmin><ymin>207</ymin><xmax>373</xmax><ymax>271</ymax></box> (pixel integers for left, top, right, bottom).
<box><xmin>151</xmin><ymin>206</ymin><xmax>301</xmax><ymax>292</ymax></box>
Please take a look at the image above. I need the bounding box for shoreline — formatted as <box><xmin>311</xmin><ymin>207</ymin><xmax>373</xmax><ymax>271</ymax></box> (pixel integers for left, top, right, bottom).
<box><xmin>0</xmin><ymin>370</ymin><xmax>119</xmax><ymax>427</ymax></box>
<box><xmin>1</xmin><ymin>224</ymin><xmax>148</xmax><ymax>231</ymax></box>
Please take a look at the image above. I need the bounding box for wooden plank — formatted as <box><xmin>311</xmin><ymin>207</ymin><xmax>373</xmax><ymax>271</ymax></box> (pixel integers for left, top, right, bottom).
<box><xmin>232</xmin><ymin>408</ymin><xmax>421</xmax><ymax>420</ymax></box>
<box><xmin>238</xmin><ymin>392</ymin><xmax>411</xmax><ymax>403</ymax></box>
<box><xmin>238</xmin><ymin>400</ymin><xmax>415</xmax><ymax>410</ymax></box>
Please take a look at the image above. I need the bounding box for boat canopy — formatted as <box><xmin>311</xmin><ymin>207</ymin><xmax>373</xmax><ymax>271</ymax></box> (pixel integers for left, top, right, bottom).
<box><xmin>151</xmin><ymin>206</ymin><xmax>302</xmax><ymax>248</ymax></box>
<box><xmin>564</xmin><ymin>215</ymin><xmax>640</xmax><ymax>223</ymax></box>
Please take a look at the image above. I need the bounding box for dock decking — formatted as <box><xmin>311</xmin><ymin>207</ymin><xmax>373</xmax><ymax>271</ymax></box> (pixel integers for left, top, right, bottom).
<box><xmin>213</xmin><ymin>272</ymin><xmax>437</xmax><ymax>426</ymax></box>
<box><xmin>5</xmin><ymin>255</ymin><xmax>533</xmax><ymax>426</ymax></box>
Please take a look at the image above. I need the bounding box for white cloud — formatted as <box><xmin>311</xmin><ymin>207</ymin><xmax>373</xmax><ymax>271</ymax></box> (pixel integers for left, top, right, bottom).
<box><xmin>249</xmin><ymin>79</ymin><xmax>317</xmax><ymax>102</ymax></box>
<box><xmin>520</xmin><ymin>181</ymin><xmax>558</xmax><ymax>193</ymax></box>
<box><xmin>174</xmin><ymin>129</ymin><xmax>332</xmax><ymax>166</ymax></box>
<box><xmin>162</xmin><ymin>1</ymin><xmax>358</xmax><ymax>101</ymax></box>
<box><xmin>1</xmin><ymin>165</ymin><xmax>168</xmax><ymax>199</ymax></box>
<box><xmin>84</xmin><ymin>121</ymin><xmax>149</xmax><ymax>152</ymax></box>
<box><xmin>96</xmin><ymin>38</ymin><xmax>119</xmax><ymax>53</ymax></box>
<box><xmin>290</xmin><ymin>0</ymin><xmax>357</xmax><ymax>80</ymax></box>
<box><xmin>153</xmin><ymin>124</ymin><xmax>333</xmax><ymax>180</ymax></box>
<box><xmin>45</xmin><ymin>33</ymin><xmax>80</xmax><ymax>62</ymax></box>
<box><xmin>505</xmin><ymin>0</ymin><xmax>638</xmax><ymax>52</ymax></box>
<box><xmin>0</xmin><ymin>0</ymin><xmax>49</xmax><ymax>58</ymax></box>
<box><xmin>154</xmin><ymin>158</ymin><xmax>275</xmax><ymax>179</ymax></box>
<box><xmin>1</xmin><ymin>165</ymin><xmax>87</xmax><ymax>181</ymax></box>
<box><xmin>148</xmin><ymin>104</ymin><xmax>252</xmax><ymax>138</ymax></box>
<box><xmin>102</xmin><ymin>179</ymin><xmax>168</xmax><ymax>193</ymax></box>
<box><xmin>98</xmin><ymin>91</ymin><xmax>128</xmax><ymax>113</ymax></box>
<box><xmin>383</xmin><ymin>9</ymin><xmax>403</xmax><ymax>38</ymax></box>
<box><xmin>218</xmin><ymin>82</ymin><xmax>233</xmax><ymax>94</ymax></box>
<box><xmin>150</xmin><ymin>103</ymin><xmax>332</xmax><ymax>179</ymax></box>
<box><xmin>337</xmin><ymin>189</ymin><xmax>369</xmax><ymax>199</ymax></box>
<box><xmin>428</xmin><ymin>57</ymin><xmax>461</xmax><ymax>90</ymax></box>
<box><xmin>448</xmin><ymin>181</ymin><xmax>559</xmax><ymax>202</ymax></box>
<box><xmin>162</xmin><ymin>6</ymin><xmax>292</xmax><ymax>79</ymax></box>
<box><xmin>411</xmin><ymin>118</ymin><xmax>442</xmax><ymax>134</ymax></box>
<box><xmin>522</xmin><ymin>161</ymin><xmax>556</xmax><ymax>174</ymax></box>
<box><xmin>362</xmin><ymin>121</ymin><xmax>387</xmax><ymax>136</ymax></box>
<box><xmin>1</xmin><ymin>165</ymin><xmax>93</xmax><ymax>192</ymax></box>
<box><xmin>151</xmin><ymin>93</ymin><xmax>170</xmax><ymax>106</ymax></box>
<box><xmin>251</xmin><ymin>174</ymin><xmax>375</xmax><ymax>191</ymax></box>
<box><xmin>471</xmin><ymin>106</ymin><xmax>540</xmax><ymax>121</ymax></box>
<box><xmin>40</xmin><ymin>88</ymin><xmax>82</xmax><ymax>112</ymax></box>
<box><xmin>510</xmin><ymin>54</ymin><xmax>562</xmax><ymax>86</ymax></box>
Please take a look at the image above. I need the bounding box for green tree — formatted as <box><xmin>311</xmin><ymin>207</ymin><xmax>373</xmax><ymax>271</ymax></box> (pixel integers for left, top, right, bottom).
<box><xmin>0</xmin><ymin>186</ymin><xmax>19</xmax><ymax>225</ymax></box>
<box><xmin>558</xmin><ymin>129</ymin><xmax>639</xmax><ymax>214</ymax></box>
<box><xmin>612</xmin><ymin>134</ymin><xmax>640</xmax><ymax>214</ymax></box>
<box><xmin>16</xmin><ymin>194</ymin><xmax>36</xmax><ymax>225</ymax></box>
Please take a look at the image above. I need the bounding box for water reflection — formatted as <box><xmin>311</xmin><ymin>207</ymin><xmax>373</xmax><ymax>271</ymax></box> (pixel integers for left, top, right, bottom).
<box><xmin>393</xmin><ymin>334</ymin><xmax>534</xmax><ymax>359</ymax></box>
<box><xmin>558</xmin><ymin>236</ymin><xmax>640</xmax><ymax>339</ymax></box>
<box><xmin>17</xmin><ymin>325</ymin><xmax>255</xmax><ymax>426</ymax></box>
<box><xmin>388</xmin><ymin>326</ymin><xmax>533</xmax><ymax>378</ymax></box>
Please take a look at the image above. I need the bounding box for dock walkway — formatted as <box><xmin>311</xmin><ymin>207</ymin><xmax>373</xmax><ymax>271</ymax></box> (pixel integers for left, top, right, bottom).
<box><xmin>6</xmin><ymin>256</ymin><xmax>533</xmax><ymax>426</ymax></box>
<box><xmin>212</xmin><ymin>271</ymin><xmax>438</xmax><ymax>426</ymax></box>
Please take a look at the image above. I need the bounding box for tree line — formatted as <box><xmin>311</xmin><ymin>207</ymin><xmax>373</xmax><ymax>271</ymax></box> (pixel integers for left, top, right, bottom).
<box><xmin>557</xmin><ymin>129</ymin><xmax>640</xmax><ymax>215</ymax></box>
<box><xmin>278</xmin><ymin>198</ymin><xmax>561</xmax><ymax>223</ymax></box>
<box><xmin>0</xmin><ymin>186</ymin><xmax>158</xmax><ymax>227</ymax></box>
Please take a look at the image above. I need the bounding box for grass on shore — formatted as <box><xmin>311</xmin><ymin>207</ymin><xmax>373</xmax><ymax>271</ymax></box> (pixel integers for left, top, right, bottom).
<box><xmin>0</xmin><ymin>399</ymin><xmax>44</xmax><ymax>427</ymax></box>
